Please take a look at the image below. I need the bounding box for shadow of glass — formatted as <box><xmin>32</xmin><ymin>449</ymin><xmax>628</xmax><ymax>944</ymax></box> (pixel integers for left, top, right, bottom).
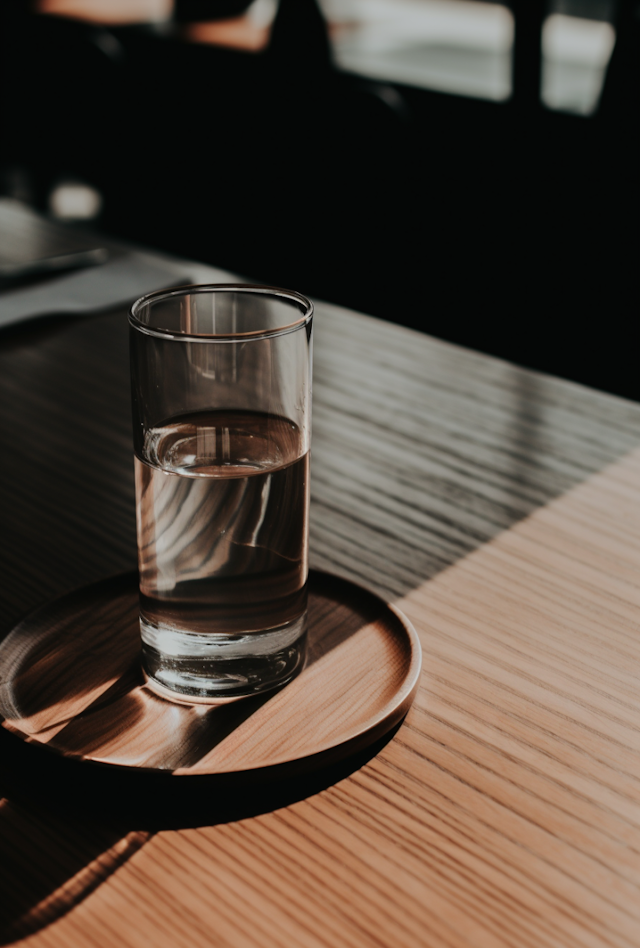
<box><xmin>0</xmin><ymin>796</ymin><xmax>151</xmax><ymax>945</ymax></box>
<box><xmin>0</xmin><ymin>573</ymin><xmax>141</xmax><ymax>728</ymax></box>
<box><xmin>0</xmin><ymin>569</ymin><xmax>403</xmax><ymax>942</ymax></box>
<box><xmin>0</xmin><ymin>719</ymin><xmax>401</xmax><ymax>945</ymax></box>
<box><xmin>0</xmin><ymin>570</ymin><xmax>389</xmax><ymax>772</ymax></box>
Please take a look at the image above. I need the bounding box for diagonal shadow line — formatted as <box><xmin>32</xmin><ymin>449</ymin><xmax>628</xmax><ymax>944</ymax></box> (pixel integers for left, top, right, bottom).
<box><xmin>0</xmin><ymin>718</ymin><xmax>403</xmax><ymax>946</ymax></box>
<box><xmin>0</xmin><ymin>569</ymin><xmax>402</xmax><ymax>943</ymax></box>
<box><xmin>22</xmin><ymin>570</ymin><xmax>387</xmax><ymax>773</ymax></box>
<box><xmin>0</xmin><ymin>795</ymin><xmax>153</xmax><ymax>946</ymax></box>
<box><xmin>155</xmin><ymin>571</ymin><xmax>388</xmax><ymax>771</ymax></box>
<box><xmin>16</xmin><ymin>657</ymin><xmax>145</xmax><ymax>739</ymax></box>
<box><xmin>0</xmin><ymin>250</ymin><xmax>634</xmax><ymax>948</ymax></box>
<box><xmin>3</xmin><ymin>443</ymin><xmax>635</xmax><ymax>945</ymax></box>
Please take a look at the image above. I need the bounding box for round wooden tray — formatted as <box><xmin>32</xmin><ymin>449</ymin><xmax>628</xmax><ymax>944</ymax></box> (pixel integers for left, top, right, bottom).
<box><xmin>0</xmin><ymin>570</ymin><xmax>421</xmax><ymax>788</ymax></box>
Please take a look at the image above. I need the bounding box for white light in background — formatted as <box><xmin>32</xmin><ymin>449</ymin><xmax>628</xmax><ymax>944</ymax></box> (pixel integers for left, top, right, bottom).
<box><xmin>542</xmin><ymin>14</ymin><xmax>616</xmax><ymax>114</ymax></box>
<box><xmin>543</xmin><ymin>13</ymin><xmax>615</xmax><ymax>65</ymax></box>
<box><xmin>248</xmin><ymin>0</ymin><xmax>278</xmax><ymax>30</ymax></box>
<box><xmin>49</xmin><ymin>181</ymin><xmax>103</xmax><ymax>221</ymax></box>
<box><xmin>319</xmin><ymin>0</ymin><xmax>514</xmax><ymax>101</ymax></box>
<box><xmin>320</xmin><ymin>0</ymin><xmax>616</xmax><ymax>112</ymax></box>
<box><xmin>323</xmin><ymin>0</ymin><xmax>513</xmax><ymax>52</ymax></box>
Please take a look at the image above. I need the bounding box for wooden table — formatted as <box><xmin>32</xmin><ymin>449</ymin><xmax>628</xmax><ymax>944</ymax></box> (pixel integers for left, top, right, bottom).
<box><xmin>1</xmin><ymin>233</ymin><xmax>640</xmax><ymax>946</ymax></box>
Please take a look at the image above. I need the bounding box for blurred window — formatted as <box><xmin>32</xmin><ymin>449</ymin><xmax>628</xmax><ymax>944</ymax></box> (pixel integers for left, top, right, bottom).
<box><xmin>541</xmin><ymin>12</ymin><xmax>615</xmax><ymax>114</ymax></box>
<box><xmin>319</xmin><ymin>0</ymin><xmax>514</xmax><ymax>101</ymax></box>
<box><xmin>33</xmin><ymin>0</ymin><xmax>618</xmax><ymax>113</ymax></box>
<box><xmin>319</xmin><ymin>0</ymin><xmax>616</xmax><ymax>114</ymax></box>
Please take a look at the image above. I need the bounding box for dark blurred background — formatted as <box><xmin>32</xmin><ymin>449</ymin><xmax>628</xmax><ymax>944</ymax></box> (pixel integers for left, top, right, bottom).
<box><xmin>0</xmin><ymin>0</ymin><xmax>637</xmax><ymax>399</ymax></box>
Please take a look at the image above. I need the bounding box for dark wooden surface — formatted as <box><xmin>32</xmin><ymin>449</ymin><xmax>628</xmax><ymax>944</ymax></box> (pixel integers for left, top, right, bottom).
<box><xmin>2</xmin><ymin>301</ymin><xmax>638</xmax><ymax>629</ymax></box>
<box><xmin>1</xmin><ymin>223</ymin><xmax>640</xmax><ymax>945</ymax></box>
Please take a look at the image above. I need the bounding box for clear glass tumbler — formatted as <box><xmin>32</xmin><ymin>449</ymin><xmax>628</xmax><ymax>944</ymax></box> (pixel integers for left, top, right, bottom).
<box><xmin>129</xmin><ymin>285</ymin><xmax>313</xmax><ymax>704</ymax></box>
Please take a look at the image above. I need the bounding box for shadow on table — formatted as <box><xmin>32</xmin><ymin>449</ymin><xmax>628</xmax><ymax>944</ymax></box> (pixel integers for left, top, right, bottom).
<box><xmin>0</xmin><ymin>569</ymin><xmax>404</xmax><ymax>775</ymax></box>
<box><xmin>0</xmin><ymin>568</ymin><xmax>406</xmax><ymax>943</ymax></box>
<box><xmin>0</xmin><ymin>723</ymin><xmax>400</xmax><ymax>944</ymax></box>
<box><xmin>0</xmin><ymin>797</ymin><xmax>151</xmax><ymax>945</ymax></box>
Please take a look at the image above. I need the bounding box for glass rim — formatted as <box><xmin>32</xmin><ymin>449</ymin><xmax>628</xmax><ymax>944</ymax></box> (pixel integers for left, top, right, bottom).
<box><xmin>129</xmin><ymin>283</ymin><xmax>314</xmax><ymax>342</ymax></box>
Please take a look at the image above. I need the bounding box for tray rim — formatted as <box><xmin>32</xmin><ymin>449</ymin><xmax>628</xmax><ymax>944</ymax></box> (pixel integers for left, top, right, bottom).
<box><xmin>0</xmin><ymin>569</ymin><xmax>423</xmax><ymax>781</ymax></box>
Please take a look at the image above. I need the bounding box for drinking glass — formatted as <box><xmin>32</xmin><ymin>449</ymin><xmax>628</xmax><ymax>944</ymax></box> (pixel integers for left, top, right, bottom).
<box><xmin>129</xmin><ymin>285</ymin><xmax>313</xmax><ymax>703</ymax></box>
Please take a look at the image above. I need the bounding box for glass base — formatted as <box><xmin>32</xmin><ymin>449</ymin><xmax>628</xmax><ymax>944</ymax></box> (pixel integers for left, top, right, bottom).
<box><xmin>140</xmin><ymin>613</ymin><xmax>307</xmax><ymax>704</ymax></box>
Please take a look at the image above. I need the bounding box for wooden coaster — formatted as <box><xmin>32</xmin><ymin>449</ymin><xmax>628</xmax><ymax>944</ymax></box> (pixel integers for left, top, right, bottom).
<box><xmin>0</xmin><ymin>571</ymin><xmax>421</xmax><ymax>784</ymax></box>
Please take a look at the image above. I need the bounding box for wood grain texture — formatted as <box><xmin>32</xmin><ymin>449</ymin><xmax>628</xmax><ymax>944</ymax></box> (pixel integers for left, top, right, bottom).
<box><xmin>17</xmin><ymin>445</ymin><xmax>639</xmax><ymax>948</ymax></box>
<box><xmin>2</xmin><ymin>259</ymin><xmax>640</xmax><ymax>945</ymax></box>
<box><xmin>0</xmin><ymin>571</ymin><xmax>420</xmax><ymax>777</ymax></box>
<box><xmin>0</xmin><ymin>799</ymin><xmax>150</xmax><ymax>943</ymax></box>
<box><xmin>1</xmin><ymin>302</ymin><xmax>639</xmax><ymax>631</ymax></box>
